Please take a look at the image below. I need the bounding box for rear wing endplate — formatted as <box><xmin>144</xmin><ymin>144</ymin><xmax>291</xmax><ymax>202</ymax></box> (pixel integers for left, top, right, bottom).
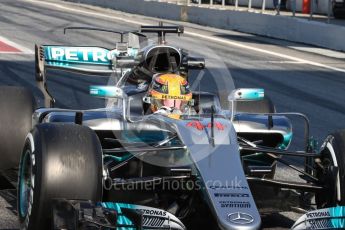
<box><xmin>35</xmin><ymin>44</ymin><xmax>139</xmax><ymax>107</ymax></box>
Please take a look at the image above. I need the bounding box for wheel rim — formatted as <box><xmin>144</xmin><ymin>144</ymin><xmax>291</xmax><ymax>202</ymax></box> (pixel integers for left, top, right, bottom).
<box><xmin>19</xmin><ymin>149</ymin><xmax>32</xmax><ymax>218</ymax></box>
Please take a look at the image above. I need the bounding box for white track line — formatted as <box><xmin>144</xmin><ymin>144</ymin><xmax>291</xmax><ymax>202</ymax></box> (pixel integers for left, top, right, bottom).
<box><xmin>25</xmin><ymin>0</ymin><xmax>345</xmax><ymax>73</ymax></box>
<box><xmin>0</xmin><ymin>35</ymin><xmax>34</xmax><ymax>54</ymax></box>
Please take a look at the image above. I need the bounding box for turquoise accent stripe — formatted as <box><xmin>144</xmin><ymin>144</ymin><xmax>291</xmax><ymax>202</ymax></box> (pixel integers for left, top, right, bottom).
<box><xmin>241</xmin><ymin>88</ymin><xmax>264</xmax><ymax>100</ymax></box>
<box><xmin>330</xmin><ymin>206</ymin><xmax>345</xmax><ymax>228</ymax></box>
<box><xmin>279</xmin><ymin>132</ymin><xmax>293</xmax><ymax>150</ymax></box>
<box><xmin>100</xmin><ymin>202</ymin><xmax>135</xmax><ymax>228</ymax></box>
<box><xmin>104</xmin><ymin>154</ymin><xmax>132</xmax><ymax>162</ymax></box>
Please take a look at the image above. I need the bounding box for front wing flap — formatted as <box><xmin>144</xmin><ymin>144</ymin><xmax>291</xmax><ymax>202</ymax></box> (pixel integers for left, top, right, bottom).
<box><xmin>292</xmin><ymin>206</ymin><xmax>345</xmax><ymax>229</ymax></box>
<box><xmin>52</xmin><ymin>199</ymin><xmax>186</xmax><ymax>230</ymax></box>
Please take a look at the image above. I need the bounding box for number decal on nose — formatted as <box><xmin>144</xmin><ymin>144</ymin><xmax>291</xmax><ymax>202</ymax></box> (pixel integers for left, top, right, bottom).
<box><xmin>186</xmin><ymin>121</ymin><xmax>225</xmax><ymax>131</ymax></box>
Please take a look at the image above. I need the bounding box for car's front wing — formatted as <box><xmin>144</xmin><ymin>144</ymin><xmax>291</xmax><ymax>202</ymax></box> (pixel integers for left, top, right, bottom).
<box><xmin>52</xmin><ymin>199</ymin><xmax>186</xmax><ymax>230</ymax></box>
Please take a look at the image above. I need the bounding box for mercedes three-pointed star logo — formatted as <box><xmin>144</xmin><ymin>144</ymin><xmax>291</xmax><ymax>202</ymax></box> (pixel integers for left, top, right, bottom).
<box><xmin>228</xmin><ymin>212</ymin><xmax>254</xmax><ymax>225</ymax></box>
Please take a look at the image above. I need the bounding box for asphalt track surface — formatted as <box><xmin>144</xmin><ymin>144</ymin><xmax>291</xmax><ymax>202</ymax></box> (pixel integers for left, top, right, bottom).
<box><xmin>1</xmin><ymin>0</ymin><xmax>345</xmax><ymax>229</ymax></box>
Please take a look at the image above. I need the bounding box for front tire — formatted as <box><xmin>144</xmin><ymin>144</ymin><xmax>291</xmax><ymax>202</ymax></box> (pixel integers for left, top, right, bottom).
<box><xmin>18</xmin><ymin>123</ymin><xmax>103</xmax><ymax>230</ymax></box>
<box><xmin>316</xmin><ymin>130</ymin><xmax>345</xmax><ymax>208</ymax></box>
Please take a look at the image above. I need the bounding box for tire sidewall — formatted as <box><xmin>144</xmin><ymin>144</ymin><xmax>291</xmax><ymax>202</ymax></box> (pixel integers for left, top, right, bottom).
<box><xmin>18</xmin><ymin>131</ymin><xmax>44</xmax><ymax>230</ymax></box>
<box><xmin>317</xmin><ymin>131</ymin><xmax>345</xmax><ymax>207</ymax></box>
<box><xmin>18</xmin><ymin>124</ymin><xmax>103</xmax><ymax>229</ymax></box>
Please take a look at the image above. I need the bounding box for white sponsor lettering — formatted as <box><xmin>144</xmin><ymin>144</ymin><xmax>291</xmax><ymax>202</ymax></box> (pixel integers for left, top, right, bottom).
<box><xmin>80</xmin><ymin>48</ymin><xmax>89</xmax><ymax>61</ymax></box>
<box><xmin>65</xmin><ymin>48</ymin><xmax>78</xmax><ymax>61</ymax></box>
<box><xmin>50</xmin><ymin>47</ymin><xmax>114</xmax><ymax>62</ymax></box>
<box><xmin>93</xmin><ymin>50</ymin><xmax>107</xmax><ymax>62</ymax></box>
<box><xmin>306</xmin><ymin>211</ymin><xmax>330</xmax><ymax>218</ymax></box>
<box><xmin>51</xmin><ymin>47</ymin><xmax>65</xmax><ymax>59</ymax></box>
<box><xmin>137</xmin><ymin>209</ymin><xmax>167</xmax><ymax>216</ymax></box>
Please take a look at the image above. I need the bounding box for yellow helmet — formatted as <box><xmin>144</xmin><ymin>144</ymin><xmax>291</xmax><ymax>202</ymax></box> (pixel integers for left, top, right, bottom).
<box><xmin>148</xmin><ymin>74</ymin><xmax>192</xmax><ymax>113</ymax></box>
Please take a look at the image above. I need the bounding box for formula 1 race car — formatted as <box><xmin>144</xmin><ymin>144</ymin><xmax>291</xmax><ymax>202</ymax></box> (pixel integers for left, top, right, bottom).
<box><xmin>1</xmin><ymin>23</ymin><xmax>345</xmax><ymax>230</ymax></box>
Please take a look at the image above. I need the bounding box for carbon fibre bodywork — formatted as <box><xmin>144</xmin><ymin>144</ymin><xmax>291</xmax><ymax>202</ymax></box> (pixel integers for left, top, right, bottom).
<box><xmin>30</xmin><ymin>101</ymin><xmax>291</xmax><ymax>230</ymax></box>
<box><xmin>11</xmin><ymin>24</ymin><xmax>309</xmax><ymax>230</ymax></box>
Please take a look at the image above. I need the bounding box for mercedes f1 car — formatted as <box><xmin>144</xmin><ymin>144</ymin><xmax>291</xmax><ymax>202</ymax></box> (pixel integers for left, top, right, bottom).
<box><xmin>1</xmin><ymin>23</ymin><xmax>345</xmax><ymax>230</ymax></box>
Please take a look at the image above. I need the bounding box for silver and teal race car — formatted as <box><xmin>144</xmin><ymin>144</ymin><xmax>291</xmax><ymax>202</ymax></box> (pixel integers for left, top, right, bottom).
<box><xmin>0</xmin><ymin>23</ymin><xmax>345</xmax><ymax>230</ymax></box>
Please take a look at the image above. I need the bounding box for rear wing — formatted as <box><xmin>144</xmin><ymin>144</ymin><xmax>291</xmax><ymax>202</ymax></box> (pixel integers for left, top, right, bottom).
<box><xmin>36</xmin><ymin>45</ymin><xmax>139</xmax><ymax>75</ymax></box>
<box><xmin>35</xmin><ymin>23</ymin><xmax>185</xmax><ymax>107</ymax></box>
<box><xmin>35</xmin><ymin>45</ymin><xmax>139</xmax><ymax>107</ymax></box>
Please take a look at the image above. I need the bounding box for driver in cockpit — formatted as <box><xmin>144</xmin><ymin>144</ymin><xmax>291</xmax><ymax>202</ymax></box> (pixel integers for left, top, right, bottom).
<box><xmin>144</xmin><ymin>74</ymin><xmax>193</xmax><ymax>119</ymax></box>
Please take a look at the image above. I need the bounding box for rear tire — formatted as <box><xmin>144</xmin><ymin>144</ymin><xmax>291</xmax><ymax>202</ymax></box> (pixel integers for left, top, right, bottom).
<box><xmin>0</xmin><ymin>86</ymin><xmax>35</xmax><ymax>170</ymax></box>
<box><xmin>316</xmin><ymin>130</ymin><xmax>345</xmax><ymax>208</ymax></box>
<box><xmin>18</xmin><ymin>123</ymin><xmax>103</xmax><ymax>230</ymax></box>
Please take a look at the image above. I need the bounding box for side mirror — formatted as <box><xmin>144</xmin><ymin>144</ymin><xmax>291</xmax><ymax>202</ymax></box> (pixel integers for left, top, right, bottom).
<box><xmin>90</xmin><ymin>86</ymin><xmax>132</xmax><ymax>121</ymax></box>
<box><xmin>90</xmin><ymin>86</ymin><xmax>126</xmax><ymax>98</ymax></box>
<box><xmin>228</xmin><ymin>88</ymin><xmax>264</xmax><ymax>101</ymax></box>
<box><xmin>90</xmin><ymin>86</ymin><xmax>145</xmax><ymax>123</ymax></box>
<box><xmin>228</xmin><ymin>88</ymin><xmax>264</xmax><ymax>121</ymax></box>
